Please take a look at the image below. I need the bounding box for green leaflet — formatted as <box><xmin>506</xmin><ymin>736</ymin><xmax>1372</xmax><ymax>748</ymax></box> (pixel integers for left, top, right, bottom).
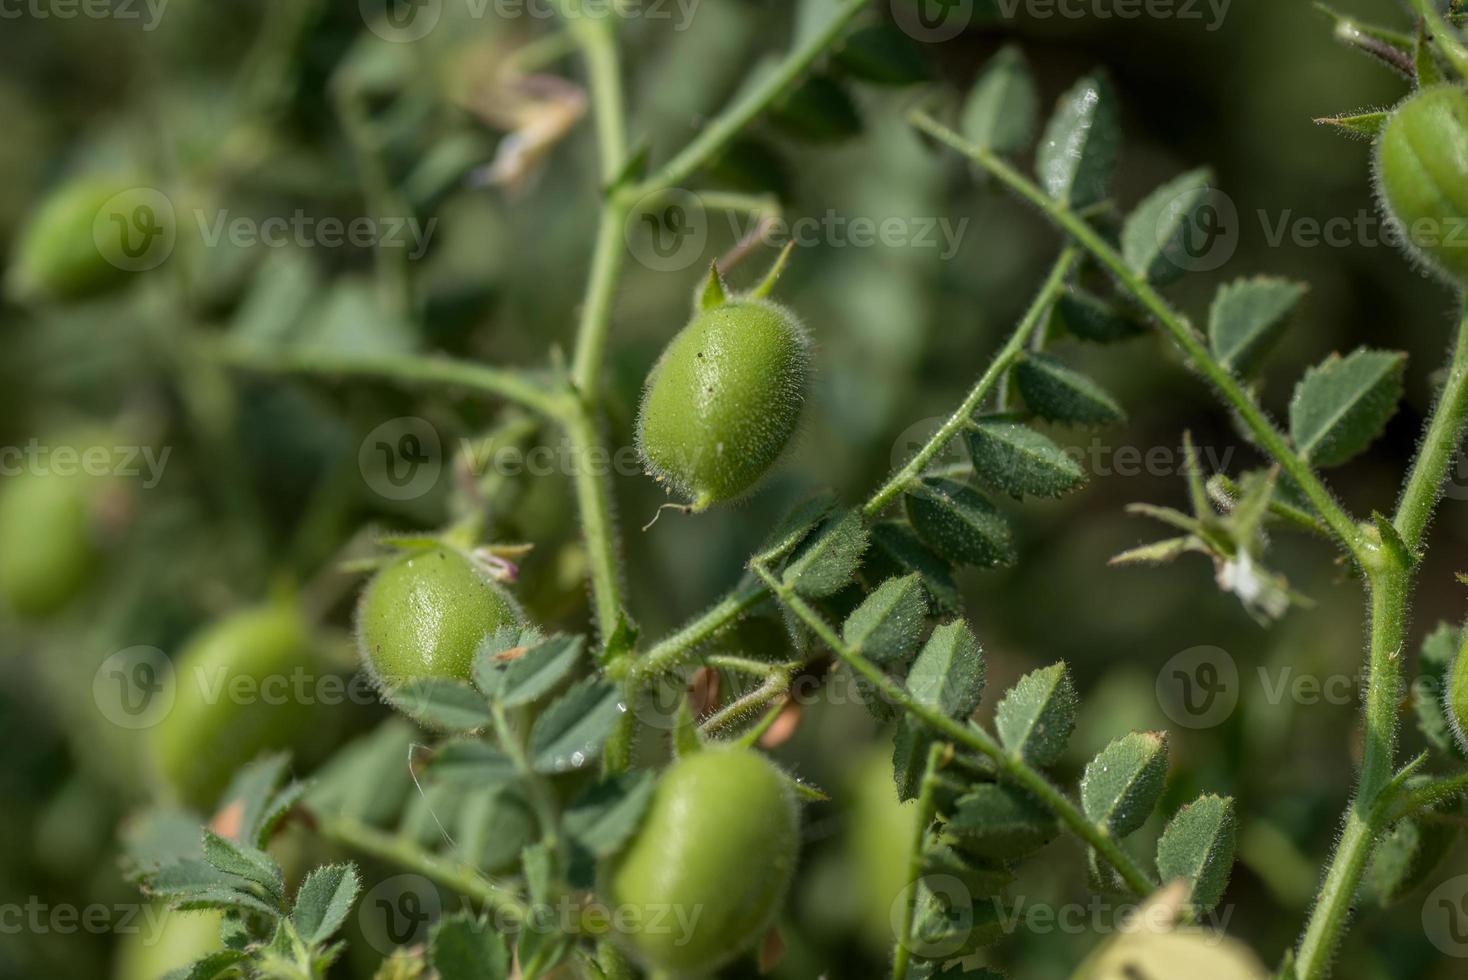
<box><xmin>966</xmin><ymin>417</ymin><xmax>1086</xmax><ymax>499</ymax></box>
<box><xmin>906</xmin><ymin>620</ymin><xmax>985</xmax><ymax>721</ymax></box>
<box><xmin>904</xmin><ymin>477</ymin><xmax>1015</xmax><ymax>568</ymax></box>
<box><xmin>1080</xmin><ymin>732</ymin><xmax>1169</xmax><ymax>838</ymax></box>
<box><xmin>960</xmin><ymin>45</ymin><xmax>1039</xmax><ymax>158</ymax></box>
<box><xmin>769</xmin><ymin>74</ymin><xmax>863</xmax><ymax>143</ymax></box>
<box><xmin>429</xmin><ymin>912</ymin><xmax>510</xmax><ymax>980</ymax></box>
<box><xmin>527</xmin><ymin>678</ymin><xmax>625</xmax><ymax>774</ymax></box>
<box><xmin>394</xmin><ymin>678</ymin><xmax>494</xmax><ymax>733</ymax></box>
<box><xmin>1156</xmin><ymin>794</ymin><xmax>1237</xmax><ymax>917</ymax></box>
<box><xmin>1208</xmin><ymin>276</ymin><xmax>1306</xmax><ymax>376</ymax></box>
<box><xmin>1052</xmin><ymin>289</ymin><xmax>1147</xmax><ymax>343</ymax></box>
<box><xmin>994</xmin><ymin>663</ymin><xmax>1078</xmax><ymax>767</ymax></box>
<box><xmin>833</xmin><ymin>25</ymin><xmax>930</xmax><ymax>86</ymax></box>
<box><xmin>1415</xmin><ymin>623</ymin><xmax>1467</xmax><ymax>760</ymax></box>
<box><xmin>1013</xmin><ymin>352</ymin><xmax>1126</xmax><ymax>427</ymax></box>
<box><xmin>563</xmin><ymin>771</ymin><xmax>657</xmax><ymax>859</ymax></box>
<box><xmin>842</xmin><ymin>573</ymin><xmax>928</xmax><ymax>666</ymax></box>
<box><xmin>1289</xmin><ymin>348</ymin><xmax>1406</xmax><ymax>467</ymax></box>
<box><xmin>782</xmin><ymin>508</ymin><xmax>869</xmax><ymax>597</ymax></box>
<box><xmin>947</xmin><ymin>783</ymin><xmax>1060</xmax><ymax>861</ymax></box>
<box><xmin>869</xmin><ymin>520</ymin><xmax>960</xmax><ymax>612</ymax></box>
<box><xmin>290</xmin><ymin>864</ymin><xmax>360</xmax><ymax>946</ymax></box>
<box><xmin>1121</xmin><ymin>167</ymin><xmax>1215</xmax><ymax>285</ymax></box>
<box><xmin>1036</xmin><ymin>73</ymin><xmax>1120</xmax><ymax>209</ymax></box>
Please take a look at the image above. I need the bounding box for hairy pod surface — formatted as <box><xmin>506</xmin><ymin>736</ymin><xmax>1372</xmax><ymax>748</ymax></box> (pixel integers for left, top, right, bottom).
<box><xmin>637</xmin><ymin>299</ymin><xmax>811</xmax><ymax>510</ymax></box>
<box><xmin>1375</xmin><ymin>85</ymin><xmax>1468</xmax><ymax>285</ymax></box>
<box><xmin>603</xmin><ymin>746</ymin><xmax>799</xmax><ymax>974</ymax></box>
<box><xmin>151</xmin><ymin>604</ymin><xmax>326</xmax><ymax>809</ymax></box>
<box><xmin>355</xmin><ymin>545</ymin><xmax>521</xmax><ymax>691</ymax></box>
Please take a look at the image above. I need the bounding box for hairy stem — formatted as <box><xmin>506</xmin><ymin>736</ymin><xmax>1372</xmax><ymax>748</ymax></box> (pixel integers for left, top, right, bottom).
<box><xmin>1394</xmin><ymin>301</ymin><xmax>1468</xmax><ymax>554</ymax></box>
<box><xmin>891</xmin><ymin>741</ymin><xmax>946</xmax><ymax>980</ymax></box>
<box><xmin>625</xmin><ymin>581</ymin><xmax>770</xmax><ymax>681</ymax></box>
<box><xmin>752</xmin><ymin>564</ymin><xmax>1157</xmax><ymax>896</ymax></box>
<box><xmin>314</xmin><ymin>814</ymin><xmax>528</xmax><ymax>922</ymax></box>
<box><xmin>561</xmin><ymin>396</ymin><xmax>628</xmax><ymax>644</ymax></box>
<box><xmin>211</xmin><ymin>341</ymin><xmax>560</xmax><ymax>416</ymax></box>
<box><xmin>908</xmin><ymin>110</ymin><xmax>1365</xmax><ymax>562</ymax></box>
<box><xmin>866</xmin><ymin>248</ymin><xmax>1079</xmax><ymax>515</ymax></box>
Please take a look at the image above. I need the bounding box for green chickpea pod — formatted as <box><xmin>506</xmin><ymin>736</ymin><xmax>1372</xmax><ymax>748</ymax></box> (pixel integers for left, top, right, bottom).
<box><xmin>355</xmin><ymin>545</ymin><xmax>522</xmax><ymax>694</ymax></box>
<box><xmin>602</xmin><ymin>745</ymin><xmax>800</xmax><ymax>975</ymax></box>
<box><xmin>637</xmin><ymin>259</ymin><xmax>812</xmax><ymax>511</ymax></box>
<box><xmin>1375</xmin><ymin>84</ymin><xmax>1468</xmax><ymax>285</ymax></box>
<box><xmin>151</xmin><ymin>603</ymin><xmax>329</xmax><ymax>809</ymax></box>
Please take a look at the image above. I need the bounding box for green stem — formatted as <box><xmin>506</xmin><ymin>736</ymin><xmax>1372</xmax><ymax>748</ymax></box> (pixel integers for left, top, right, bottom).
<box><xmin>570</xmin><ymin>201</ymin><xmax>631</xmax><ymax>400</ymax></box>
<box><xmin>627</xmin><ymin>0</ymin><xmax>873</xmax><ymax>198</ymax></box>
<box><xmin>314</xmin><ymin>814</ymin><xmax>528</xmax><ymax>922</ymax></box>
<box><xmin>211</xmin><ymin>340</ymin><xmax>560</xmax><ymax>416</ymax></box>
<box><xmin>561</xmin><ymin>397</ymin><xmax>628</xmax><ymax>644</ymax></box>
<box><xmin>624</xmin><ymin>582</ymin><xmax>769</xmax><ymax>681</ymax></box>
<box><xmin>752</xmin><ymin>564</ymin><xmax>1157</xmax><ymax>897</ymax></box>
<box><xmin>1394</xmin><ymin>771</ymin><xmax>1468</xmax><ymax>821</ymax></box>
<box><xmin>1394</xmin><ymin>301</ymin><xmax>1468</xmax><ymax>554</ymax></box>
<box><xmin>1293</xmin><ymin>566</ymin><xmax>1408</xmax><ymax>979</ymax></box>
<box><xmin>891</xmin><ymin>742</ymin><xmax>946</xmax><ymax>980</ymax></box>
<box><xmin>909</xmin><ymin>110</ymin><xmax>1366</xmax><ymax>563</ymax></box>
<box><xmin>866</xmin><ymin>248</ymin><xmax>1079</xmax><ymax>516</ymax></box>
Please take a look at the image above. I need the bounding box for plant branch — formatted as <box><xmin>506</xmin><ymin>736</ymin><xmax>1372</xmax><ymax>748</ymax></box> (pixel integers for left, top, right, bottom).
<box><xmin>1394</xmin><ymin>300</ymin><xmax>1468</xmax><ymax>554</ymax></box>
<box><xmin>561</xmin><ymin>396</ymin><xmax>628</xmax><ymax>644</ymax></box>
<box><xmin>866</xmin><ymin>248</ymin><xmax>1079</xmax><ymax>516</ymax></box>
<box><xmin>211</xmin><ymin>340</ymin><xmax>561</xmax><ymax>416</ymax></box>
<box><xmin>751</xmin><ymin>563</ymin><xmax>1157</xmax><ymax>897</ymax></box>
<box><xmin>1293</xmin><ymin>565</ymin><xmax>1409</xmax><ymax>979</ymax></box>
<box><xmin>908</xmin><ymin>110</ymin><xmax>1366</xmax><ymax>563</ymax></box>
<box><xmin>1392</xmin><ymin>770</ymin><xmax>1468</xmax><ymax>821</ymax></box>
<box><xmin>313</xmin><ymin>814</ymin><xmax>528</xmax><ymax>922</ymax></box>
<box><xmin>892</xmin><ymin>741</ymin><xmax>946</xmax><ymax>980</ymax></box>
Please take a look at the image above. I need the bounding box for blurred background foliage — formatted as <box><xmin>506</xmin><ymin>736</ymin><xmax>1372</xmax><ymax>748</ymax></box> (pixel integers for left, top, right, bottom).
<box><xmin>0</xmin><ymin>0</ymin><xmax>1463</xmax><ymax>977</ymax></box>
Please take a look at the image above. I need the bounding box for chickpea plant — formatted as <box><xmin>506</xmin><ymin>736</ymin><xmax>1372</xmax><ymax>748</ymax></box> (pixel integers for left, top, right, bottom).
<box><xmin>11</xmin><ymin>0</ymin><xmax>1454</xmax><ymax>978</ymax></box>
